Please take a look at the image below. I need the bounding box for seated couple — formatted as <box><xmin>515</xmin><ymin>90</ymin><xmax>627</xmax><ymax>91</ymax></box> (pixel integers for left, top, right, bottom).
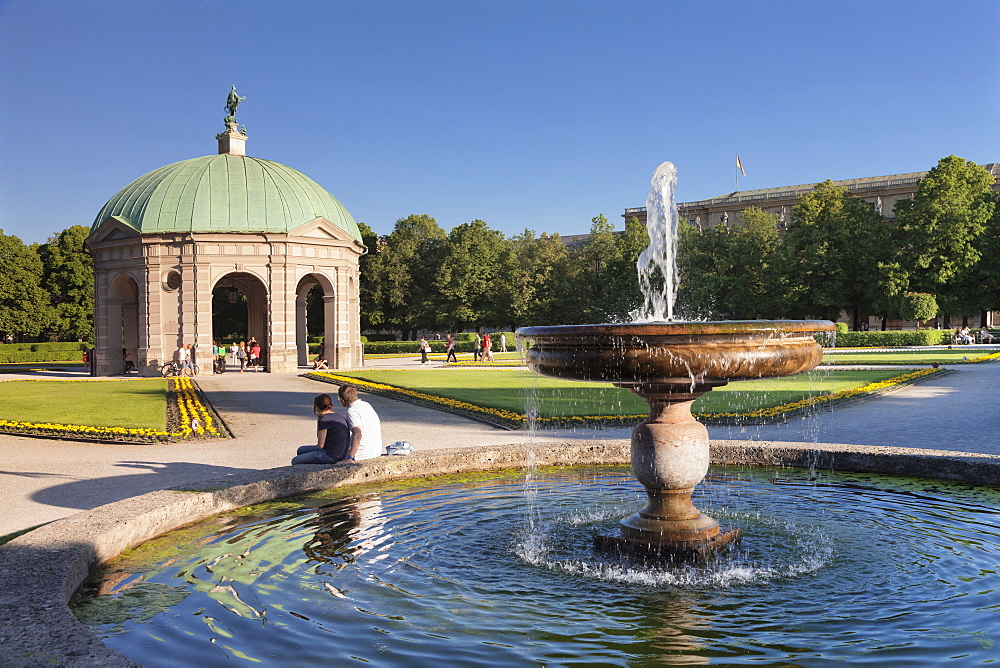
<box><xmin>292</xmin><ymin>385</ymin><xmax>382</xmax><ymax>465</ymax></box>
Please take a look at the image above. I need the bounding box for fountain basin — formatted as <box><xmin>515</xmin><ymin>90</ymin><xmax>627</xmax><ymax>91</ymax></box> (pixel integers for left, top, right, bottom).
<box><xmin>72</xmin><ymin>461</ymin><xmax>1000</xmax><ymax>665</ymax></box>
<box><xmin>517</xmin><ymin>320</ymin><xmax>835</xmax><ymax>388</ymax></box>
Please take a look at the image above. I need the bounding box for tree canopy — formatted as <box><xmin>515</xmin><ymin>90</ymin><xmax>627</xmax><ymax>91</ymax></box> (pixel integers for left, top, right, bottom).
<box><xmin>0</xmin><ymin>232</ymin><xmax>54</xmax><ymax>340</ymax></box>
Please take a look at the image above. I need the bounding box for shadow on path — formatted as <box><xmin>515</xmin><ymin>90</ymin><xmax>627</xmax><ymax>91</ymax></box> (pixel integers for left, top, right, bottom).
<box><xmin>26</xmin><ymin>461</ymin><xmax>255</xmax><ymax>511</ymax></box>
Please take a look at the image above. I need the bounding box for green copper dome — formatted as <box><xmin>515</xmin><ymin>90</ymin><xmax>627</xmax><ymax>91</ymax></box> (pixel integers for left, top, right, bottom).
<box><xmin>92</xmin><ymin>154</ymin><xmax>362</xmax><ymax>241</ymax></box>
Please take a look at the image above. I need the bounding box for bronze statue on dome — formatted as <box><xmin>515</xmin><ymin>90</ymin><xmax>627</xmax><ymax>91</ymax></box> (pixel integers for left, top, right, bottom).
<box><xmin>224</xmin><ymin>85</ymin><xmax>246</xmax><ymax>130</ymax></box>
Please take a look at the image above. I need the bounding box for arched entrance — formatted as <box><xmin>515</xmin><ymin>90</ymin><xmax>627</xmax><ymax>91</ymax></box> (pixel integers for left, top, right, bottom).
<box><xmin>213</xmin><ymin>272</ymin><xmax>269</xmax><ymax>370</ymax></box>
<box><xmin>296</xmin><ymin>273</ymin><xmax>336</xmax><ymax>367</ymax></box>
<box><xmin>103</xmin><ymin>273</ymin><xmax>140</xmax><ymax>375</ymax></box>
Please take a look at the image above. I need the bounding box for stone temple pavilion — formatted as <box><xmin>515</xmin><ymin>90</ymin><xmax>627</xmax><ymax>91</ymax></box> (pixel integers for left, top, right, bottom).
<box><xmin>86</xmin><ymin>88</ymin><xmax>365</xmax><ymax>376</ymax></box>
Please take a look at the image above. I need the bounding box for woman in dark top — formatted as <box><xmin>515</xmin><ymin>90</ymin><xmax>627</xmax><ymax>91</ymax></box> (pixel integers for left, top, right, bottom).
<box><xmin>291</xmin><ymin>394</ymin><xmax>351</xmax><ymax>464</ymax></box>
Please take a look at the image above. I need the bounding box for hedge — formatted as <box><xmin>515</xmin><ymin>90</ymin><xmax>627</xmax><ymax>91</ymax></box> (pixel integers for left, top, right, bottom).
<box><xmin>0</xmin><ymin>342</ymin><xmax>90</xmax><ymax>353</ymax></box>
<box><xmin>361</xmin><ymin>332</ymin><xmax>517</xmax><ymax>355</ymax></box>
<box><xmin>836</xmin><ymin>330</ymin><xmax>949</xmax><ymax>347</ymax></box>
<box><xmin>0</xmin><ymin>350</ymin><xmax>86</xmax><ymax>364</ymax></box>
<box><xmin>0</xmin><ymin>342</ymin><xmax>91</xmax><ymax>364</ymax></box>
<box><xmin>363</xmin><ymin>341</ymin><xmax>458</xmax><ymax>354</ymax></box>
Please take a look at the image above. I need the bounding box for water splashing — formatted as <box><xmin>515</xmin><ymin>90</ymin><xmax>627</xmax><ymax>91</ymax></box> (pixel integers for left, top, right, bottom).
<box><xmin>632</xmin><ymin>161</ymin><xmax>680</xmax><ymax>322</ymax></box>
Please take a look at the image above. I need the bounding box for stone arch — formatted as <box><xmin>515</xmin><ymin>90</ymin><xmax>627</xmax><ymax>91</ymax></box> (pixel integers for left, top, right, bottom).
<box><xmin>213</xmin><ymin>272</ymin><xmax>270</xmax><ymax>369</ymax></box>
<box><xmin>296</xmin><ymin>272</ymin><xmax>337</xmax><ymax>367</ymax></box>
<box><xmin>100</xmin><ymin>273</ymin><xmax>141</xmax><ymax>375</ymax></box>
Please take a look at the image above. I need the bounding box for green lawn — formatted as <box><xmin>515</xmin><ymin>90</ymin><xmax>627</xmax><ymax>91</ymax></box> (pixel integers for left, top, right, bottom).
<box><xmin>330</xmin><ymin>368</ymin><xmax>907</xmax><ymax>417</ymax></box>
<box><xmin>823</xmin><ymin>349</ymin><xmax>998</xmax><ymax>364</ymax></box>
<box><xmin>0</xmin><ymin>379</ymin><xmax>168</xmax><ymax>430</ymax></box>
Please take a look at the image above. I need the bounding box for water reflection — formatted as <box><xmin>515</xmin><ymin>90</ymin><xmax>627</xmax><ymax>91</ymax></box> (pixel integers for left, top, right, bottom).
<box><xmin>304</xmin><ymin>495</ymin><xmax>389</xmax><ymax>566</ymax></box>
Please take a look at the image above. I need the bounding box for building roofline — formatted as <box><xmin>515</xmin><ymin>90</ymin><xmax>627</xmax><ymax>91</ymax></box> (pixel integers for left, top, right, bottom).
<box><xmin>622</xmin><ymin>163</ymin><xmax>1000</xmax><ymax>215</ymax></box>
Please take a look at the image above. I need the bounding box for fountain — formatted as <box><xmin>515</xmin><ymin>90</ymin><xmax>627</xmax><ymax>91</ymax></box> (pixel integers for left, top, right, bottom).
<box><xmin>517</xmin><ymin>162</ymin><xmax>835</xmax><ymax>559</ymax></box>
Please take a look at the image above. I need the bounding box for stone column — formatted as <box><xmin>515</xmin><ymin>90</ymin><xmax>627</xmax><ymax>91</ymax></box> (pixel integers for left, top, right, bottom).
<box><xmin>296</xmin><ymin>292</ymin><xmax>308</xmax><ymax>366</ymax></box>
<box><xmin>334</xmin><ymin>268</ymin><xmax>353</xmax><ymax>371</ymax></box>
<box><xmin>323</xmin><ymin>294</ymin><xmax>337</xmax><ymax>368</ymax></box>
<box><xmin>349</xmin><ymin>274</ymin><xmax>362</xmax><ymax>368</ymax></box>
<box><xmin>92</xmin><ymin>265</ymin><xmax>112</xmax><ymax>376</ymax></box>
<box><xmin>136</xmin><ymin>256</ymin><xmax>156</xmax><ymax>376</ymax></box>
<box><xmin>265</xmin><ymin>243</ymin><xmax>297</xmax><ymax>373</ymax></box>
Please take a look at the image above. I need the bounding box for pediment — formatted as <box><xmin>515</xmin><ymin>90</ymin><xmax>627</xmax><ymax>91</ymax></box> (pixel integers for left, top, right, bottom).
<box><xmin>290</xmin><ymin>217</ymin><xmax>358</xmax><ymax>244</ymax></box>
<box><xmin>88</xmin><ymin>216</ymin><xmax>141</xmax><ymax>245</ymax></box>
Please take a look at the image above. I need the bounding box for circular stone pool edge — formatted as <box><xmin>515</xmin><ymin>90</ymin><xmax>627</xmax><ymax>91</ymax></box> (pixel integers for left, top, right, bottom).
<box><xmin>1</xmin><ymin>440</ymin><xmax>998</xmax><ymax>667</ymax></box>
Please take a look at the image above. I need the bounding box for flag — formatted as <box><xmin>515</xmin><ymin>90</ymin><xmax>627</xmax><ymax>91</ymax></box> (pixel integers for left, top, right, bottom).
<box><xmin>736</xmin><ymin>155</ymin><xmax>746</xmax><ymax>176</ymax></box>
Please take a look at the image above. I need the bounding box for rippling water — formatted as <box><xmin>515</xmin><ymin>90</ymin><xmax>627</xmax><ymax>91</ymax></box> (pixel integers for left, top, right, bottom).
<box><xmin>72</xmin><ymin>466</ymin><xmax>1000</xmax><ymax>666</ymax></box>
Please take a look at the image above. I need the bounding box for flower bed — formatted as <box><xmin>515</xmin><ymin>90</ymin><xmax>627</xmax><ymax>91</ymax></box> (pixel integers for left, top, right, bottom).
<box><xmin>820</xmin><ymin>351</ymin><xmax>1000</xmax><ymax>365</ymax></box>
<box><xmin>0</xmin><ymin>378</ymin><xmax>228</xmax><ymax>443</ymax></box>
<box><xmin>0</xmin><ymin>417</ymin><xmax>175</xmax><ymax>443</ymax></box>
<box><xmin>447</xmin><ymin>361</ymin><xmax>524</xmax><ymax>368</ymax></box>
<box><xmin>307</xmin><ymin>372</ymin><xmax>526</xmax><ymax>429</ymax></box>
<box><xmin>701</xmin><ymin>367</ymin><xmax>946</xmax><ymax>423</ymax></box>
<box><xmin>168</xmin><ymin>377</ymin><xmax>225</xmax><ymax>439</ymax></box>
<box><xmin>306</xmin><ymin>367</ymin><xmax>946</xmax><ymax>429</ymax></box>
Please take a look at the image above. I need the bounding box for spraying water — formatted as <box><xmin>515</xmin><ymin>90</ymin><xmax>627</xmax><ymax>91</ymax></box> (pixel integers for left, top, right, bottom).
<box><xmin>632</xmin><ymin>161</ymin><xmax>679</xmax><ymax>322</ymax></box>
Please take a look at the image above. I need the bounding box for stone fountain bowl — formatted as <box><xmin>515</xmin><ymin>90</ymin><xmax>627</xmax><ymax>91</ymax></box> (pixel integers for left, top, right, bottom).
<box><xmin>516</xmin><ymin>320</ymin><xmax>837</xmax><ymax>388</ymax></box>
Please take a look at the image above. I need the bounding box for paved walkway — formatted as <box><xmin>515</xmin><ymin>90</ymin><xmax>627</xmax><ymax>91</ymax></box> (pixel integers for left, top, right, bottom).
<box><xmin>709</xmin><ymin>362</ymin><xmax>998</xmax><ymax>455</ymax></box>
<box><xmin>0</xmin><ymin>356</ymin><xmax>996</xmax><ymax>536</ymax></box>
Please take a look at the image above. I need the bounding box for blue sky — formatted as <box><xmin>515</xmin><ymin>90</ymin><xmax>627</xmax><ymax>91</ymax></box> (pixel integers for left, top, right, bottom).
<box><xmin>1</xmin><ymin>0</ymin><xmax>998</xmax><ymax>244</ymax></box>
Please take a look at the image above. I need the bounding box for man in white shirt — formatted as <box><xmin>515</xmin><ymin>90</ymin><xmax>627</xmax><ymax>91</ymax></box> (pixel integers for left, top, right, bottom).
<box><xmin>337</xmin><ymin>384</ymin><xmax>383</xmax><ymax>462</ymax></box>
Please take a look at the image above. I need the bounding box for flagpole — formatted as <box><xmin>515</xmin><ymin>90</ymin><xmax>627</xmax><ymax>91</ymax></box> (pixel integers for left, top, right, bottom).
<box><xmin>735</xmin><ymin>154</ymin><xmax>739</xmax><ymax>192</ymax></box>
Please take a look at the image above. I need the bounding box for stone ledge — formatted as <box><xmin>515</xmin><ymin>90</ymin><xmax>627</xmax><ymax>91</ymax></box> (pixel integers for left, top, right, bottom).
<box><xmin>1</xmin><ymin>440</ymin><xmax>997</xmax><ymax>666</ymax></box>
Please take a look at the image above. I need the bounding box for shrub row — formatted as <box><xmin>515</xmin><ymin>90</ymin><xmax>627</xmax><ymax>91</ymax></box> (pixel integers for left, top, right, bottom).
<box><xmin>0</xmin><ymin>342</ymin><xmax>90</xmax><ymax>353</ymax></box>
<box><xmin>360</xmin><ymin>332</ymin><xmax>517</xmax><ymax>356</ymax></box>
<box><xmin>0</xmin><ymin>342</ymin><xmax>91</xmax><ymax>364</ymax></box>
<box><xmin>0</xmin><ymin>350</ymin><xmax>86</xmax><ymax>364</ymax></box>
<box><xmin>836</xmin><ymin>330</ymin><xmax>949</xmax><ymax>347</ymax></box>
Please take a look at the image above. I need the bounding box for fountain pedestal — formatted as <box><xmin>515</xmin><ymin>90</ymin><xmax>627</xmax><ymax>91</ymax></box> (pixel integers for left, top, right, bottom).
<box><xmin>596</xmin><ymin>382</ymin><xmax>743</xmax><ymax>560</ymax></box>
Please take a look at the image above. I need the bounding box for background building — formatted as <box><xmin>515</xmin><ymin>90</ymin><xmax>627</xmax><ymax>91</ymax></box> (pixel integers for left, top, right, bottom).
<box><xmin>623</xmin><ymin>164</ymin><xmax>1000</xmax><ymax>230</ymax></box>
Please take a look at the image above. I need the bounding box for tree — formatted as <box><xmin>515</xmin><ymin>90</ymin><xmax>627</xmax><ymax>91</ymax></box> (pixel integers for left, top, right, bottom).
<box><xmin>604</xmin><ymin>215</ymin><xmax>648</xmax><ymax>320</ymax></box>
<box><xmin>502</xmin><ymin>229</ymin><xmax>572</xmax><ymax>327</ymax></box>
<box><xmin>712</xmin><ymin>207</ymin><xmax>784</xmax><ymax>319</ymax></box>
<box><xmin>894</xmin><ymin>156</ymin><xmax>995</xmax><ymax>293</ymax></box>
<box><xmin>568</xmin><ymin>215</ymin><xmax>623</xmax><ymax>322</ymax></box>
<box><xmin>779</xmin><ymin>180</ymin><xmax>889</xmax><ymax>325</ymax></box>
<box><xmin>355</xmin><ymin>221</ymin><xmax>384</xmax><ymax>332</ymax></box>
<box><xmin>370</xmin><ymin>214</ymin><xmax>448</xmax><ymax>337</ymax></box>
<box><xmin>39</xmin><ymin>225</ymin><xmax>94</xmax><ymax>341</ymax></box>
<box><xmin>0</xmin><ymin>231</ymin><xmax>53</xmax><ymax>340</ymax></box>
<box><xmin>676</xmin><ymin>208</ymin><xmax>782</xmax><ymax>320</ymax></box>
<box><xmin>898</xmin><ymin>292</ymin><xmax>938</xmax><ymax>327</ymax></box>
<box><xmin>891</xmin><ymin>156</ymin><xmax>996</xmax><ymax>326</ymax></box>
<box><xmin>432</xmin><ymin>219</ymin><xmax>508</xmax><ymax>331</ymax></box>
<box><xmin>969</xmin><ymin>193</ymin><xmax>1000</xmax><ymax>323</ymax></box>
